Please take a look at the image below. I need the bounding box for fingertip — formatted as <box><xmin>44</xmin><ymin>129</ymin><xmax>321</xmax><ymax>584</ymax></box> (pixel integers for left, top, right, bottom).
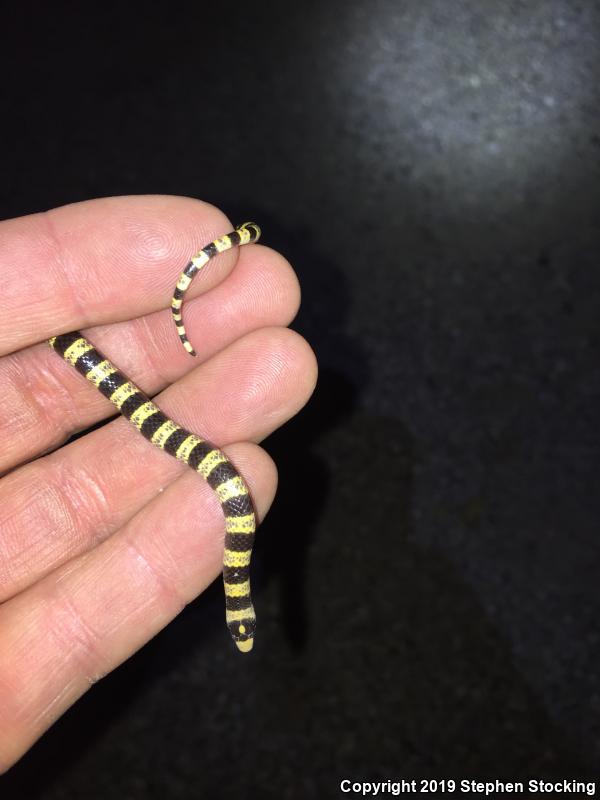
<box><xmin>221</xmin><ymin>441</ymin><xmax>278</xmax><ymax>523</ymax></box>
<box><xmin>249</xmin><ymin>245</ymin><xmax>302</xmax><ymax>326</ymax></box>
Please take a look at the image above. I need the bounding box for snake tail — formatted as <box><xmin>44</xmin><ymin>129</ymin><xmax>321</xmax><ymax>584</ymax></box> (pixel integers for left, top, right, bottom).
<box><xmin>48</xmin><ymin>331</ymin><xmax>257</xmax><ymax>652</ymax></box>
<box><xmin>171</xmin><ymin>221</ymin><xmax>261</xmax><ymax>357</ymax></box>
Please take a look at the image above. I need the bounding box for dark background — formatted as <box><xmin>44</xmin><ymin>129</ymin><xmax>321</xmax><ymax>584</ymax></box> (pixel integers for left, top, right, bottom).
<box><xmin>2</xmin><ymin>1</ymin><xmax>600</xmax><ymax>796</ymax></box>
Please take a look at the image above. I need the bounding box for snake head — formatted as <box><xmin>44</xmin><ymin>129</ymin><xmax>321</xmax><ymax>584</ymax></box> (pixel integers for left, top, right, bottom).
<box><xmin>236</xmin><ymin>221</ymin><xmax>261</xmax><ymax>243</ymax></box>
<box><xmin>228</xmin><ymin>617</ymin><xmax>256</xmax><ymax>653</ymax></box>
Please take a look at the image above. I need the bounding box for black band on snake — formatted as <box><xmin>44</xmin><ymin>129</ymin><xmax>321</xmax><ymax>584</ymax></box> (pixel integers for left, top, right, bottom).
<box><xmin>48</xmin><ymin>222</ymin><xmax>261</xmax><ymax>652</ymax></box>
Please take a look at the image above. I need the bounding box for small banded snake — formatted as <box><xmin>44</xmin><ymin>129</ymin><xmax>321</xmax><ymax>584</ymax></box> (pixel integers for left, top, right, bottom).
<box><xmin>49</xmin><ymin>222</ymin><xmax>261</xmax><ymax>652</ymax></box>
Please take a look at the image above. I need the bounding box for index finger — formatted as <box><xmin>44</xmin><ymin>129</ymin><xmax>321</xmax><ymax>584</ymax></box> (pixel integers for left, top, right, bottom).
<box><xmin>0</xmin><ymin>195</ymin><xmax>241</xmax><ymax>356</ymax></box>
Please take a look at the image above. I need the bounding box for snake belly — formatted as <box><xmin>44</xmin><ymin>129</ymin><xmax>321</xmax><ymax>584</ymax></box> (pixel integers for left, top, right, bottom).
<box><xmin>48</xmin><ymin>223</ymin><xmax>262</xmax><ymax>652</ymax></box>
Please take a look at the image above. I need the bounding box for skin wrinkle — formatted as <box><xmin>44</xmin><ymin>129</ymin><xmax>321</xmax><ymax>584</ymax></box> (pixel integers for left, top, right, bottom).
<box><xmin>0</xmin><ymin>654</ymin><xmax>31</xmax><ymax>771</ymax></box>
<box><xmin>135</xmin><ymin>313</ymin><xmax>172</xmax><ymax>388</ymax></box>
<box><xmin>0</xmin><ymin>478</ymin><xmax>34</xmax><ymax>569</ymax></box>
<box><xmin>0</xmin><ymin>356</ymin><xmax>39</xmax><ymax>440</ymax></box>
<box><xmin>42</xmin><ymin>209</ymin><xmax>88</xmax><ymax>328</ymax></box>
<box><xmin>133</xmin><ymin>517</ymin><xmax>185</xmax><ymax>595</ymax></box>
<box><xmin>236</xmin><ymin>248</ymin><xmax>301</xmax><ymax>324</ymax></box>
<box><xmin>0</xmin><ymin>223</ymin><xmax>65</xmax><ymax>355</ymax></box>
<box><xmin>48</xmin><ymin>546</ymin><xmax>92</xmax><ymax>588</ymax></box>
<box><xmin>43</xmin><ymin>580</ymin><xmax>108</xmax><ymax>686</ymax></box>
<box><xmin>0</xmin><ymin>470</ymin><xmax>76</xmax><ymax>591</ymax></box>
<box><xmin>58</xmin><ymin>455</ymin><xmax>113</xmax><ymax>545</ymax></box>
<box><xmin>0</xmin><ymin>660</ymin><xmax>20</xmax><ymax>731</ymax></box>
<box><xmin>0</xmin><ymin>352</ymin><xmax>73</xmax><ymax>467</ymax></box>
<box><xmin>126</xmin><ymin>220</ymin><xmax>179</xmax><ymax>266</ymax></box>
<box><xmin>0</xmin><ymin>594</ymin><xmax>94</xmax><ymax>768</ymax></box>
<box><xmin>31</xmin><ymin>675</ymin><xmax>81</xmax><ymax>733</ymax></box>
<box><xmin>216</xmin><ymin>331</ymin><xmax>303</xmax><ymax>431</ymax></box>
<box><xmin>39</xmin><ymin>461</ymin><xmax>87</xmax><ymax>556</ymax></box>
<box><xmin>131</xmin><ymin>473</ymin><xmax>214</xmax><ymax>579</ymax></box>
<box><xmin>26</xmin><ymin>347</ymin><xmax>89</xmax><ymax>449</ymax></box>
<box><xmin>0</xmin><ymin>342</ymin><xmax>124</xmax><ymax>475</ymax></box>
<box><xmin>43</xmin><ymin>415</ymin><xmax>178</xmax><ymax>553</ymax></box>
<box><xmin>123</xmin><ymin>536</ymin><xmax>188</xmax><ymax>619</ymax></box>
<box><xmin>27</xmin><ymin>350</ymin><xmax>79</xmax><ymax>443</ymax></box>
<box><xmin>0</xmin><ymin>451</ymin><xmax>119</xmax><ymax>601</ymax></box>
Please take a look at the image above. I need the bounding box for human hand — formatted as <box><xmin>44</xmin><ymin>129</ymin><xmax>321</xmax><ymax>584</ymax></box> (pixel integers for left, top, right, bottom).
<box><xmin>0</xmin><ymin>195</ymin><xmax>316</xmax><ymax>770</ymax></box>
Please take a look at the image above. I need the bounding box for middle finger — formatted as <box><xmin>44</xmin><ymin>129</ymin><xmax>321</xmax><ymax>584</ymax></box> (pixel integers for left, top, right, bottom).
<box><xmin>0</xmin><ymin>326</ymin><xmax>316</xmax><ymax>601</ymax></box>
<box><xmin>0</xmin><ymin>243</ymin><xmax>299</xmax><ymax>474</ymax></box>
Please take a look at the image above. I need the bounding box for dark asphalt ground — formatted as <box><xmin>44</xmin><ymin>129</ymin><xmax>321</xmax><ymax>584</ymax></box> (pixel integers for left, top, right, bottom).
<box><xmin>1</xmin><ymin>2</ymin><xmax>599</xmax><ymax>797</ymax></box>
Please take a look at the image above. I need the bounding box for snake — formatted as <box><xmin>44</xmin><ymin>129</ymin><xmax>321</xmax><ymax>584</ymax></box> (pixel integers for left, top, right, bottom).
<box><xmin>48</xmin><ymin>221</ymin><xmax>261</xmax><ymax>652</ymax></box>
